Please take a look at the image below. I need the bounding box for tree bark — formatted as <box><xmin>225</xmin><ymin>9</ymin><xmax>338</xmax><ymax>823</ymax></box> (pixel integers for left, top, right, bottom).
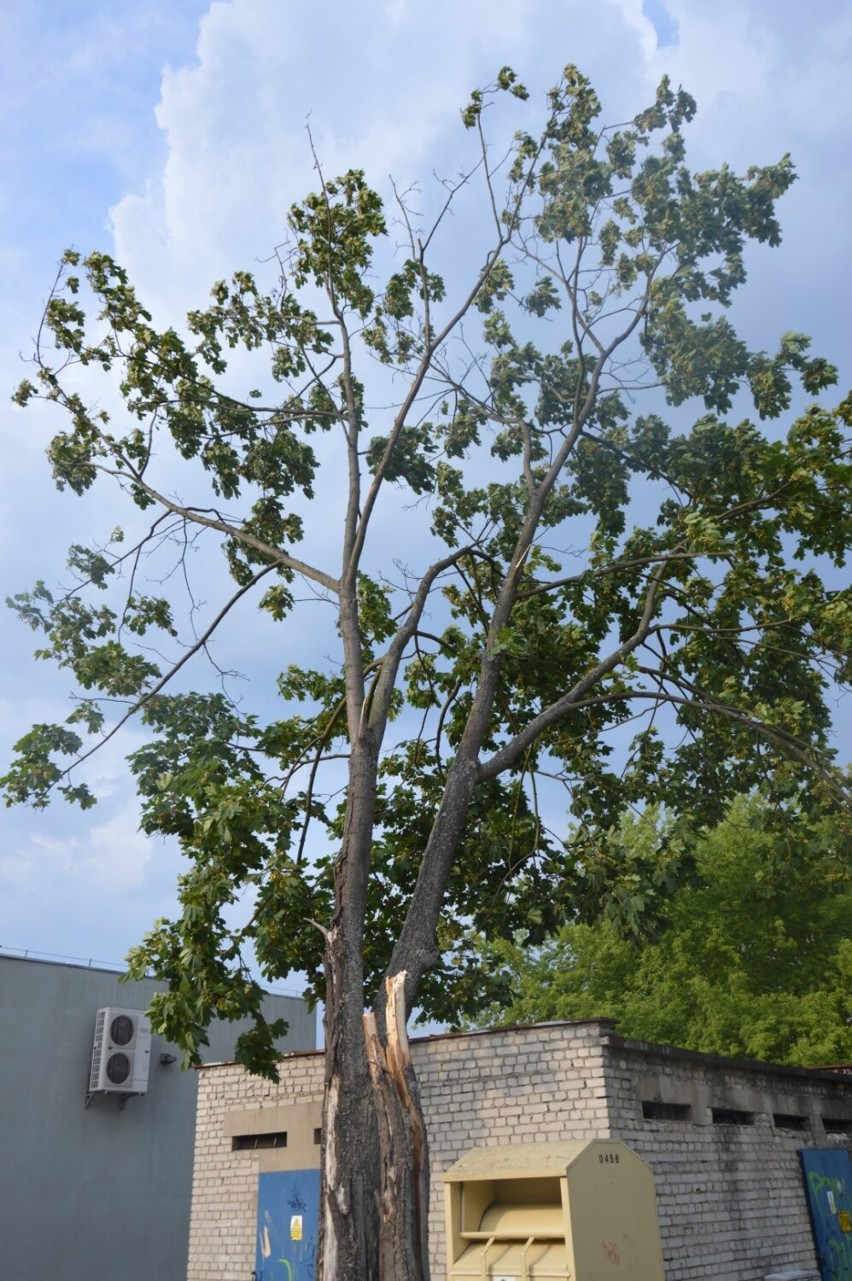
<box><xmin>317</xmin><ymin>697</ymin><xmax>431</xmax><ymax>1281</ymax></box>
<box><xmin>319</xmin><ymin>922</ymin><xmax>382</xmax><ymax>1281</ymax></box>
<box><xmin>364</xmin><ymin>973</ymin><xmax>431</xmax><ymax>1281</ymax></box>
<box><xmin>317</xmin><ymin>729</ymin><xmax>383</xmax><ymax>1281</ymax></box>
<box><xmin>320</xmin><ymin>959</ymin><xmax>431</xmax><ymax>1281</ymax></box>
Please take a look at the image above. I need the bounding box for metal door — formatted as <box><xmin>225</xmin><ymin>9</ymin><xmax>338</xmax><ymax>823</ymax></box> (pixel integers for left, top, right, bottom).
<box><xmin>800</xmin><ymin>1149</ymin><xmax>852</xmax><ymax>1281</ymax></box>
<box><xmin>255</xmin><ymin>1168</ymin><xmax>321</xmax><ymax>1281</ymax></box>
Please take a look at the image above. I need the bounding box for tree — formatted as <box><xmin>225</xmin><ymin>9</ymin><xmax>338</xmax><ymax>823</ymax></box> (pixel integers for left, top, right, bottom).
<box><xmin>4</xmin><ymin>66</ymin><xmax>851</xmax><ymax>1280</ymax></box>
<box><xmin>466</xmin><ymin>794</ymin><xmax>852</xmax><ymax>1065</ymax></box>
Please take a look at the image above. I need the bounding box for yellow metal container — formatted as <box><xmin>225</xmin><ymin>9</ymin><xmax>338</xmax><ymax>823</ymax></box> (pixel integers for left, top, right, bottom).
<box><xmin>443</xmin><ymin>1139</ymin><xmax>665</xmax><ymax>1281</ymax></box>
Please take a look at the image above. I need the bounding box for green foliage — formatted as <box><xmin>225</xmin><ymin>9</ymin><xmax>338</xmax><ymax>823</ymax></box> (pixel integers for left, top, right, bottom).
<box><xmin>468</xmin><ymin>795</ymin><xmax>852</xmax><ymax>1066</ymax></box>
<box><xmin>3</xmin><ymin>64</ymin><xmax>851</xmax><ymax>1078</ymax></box>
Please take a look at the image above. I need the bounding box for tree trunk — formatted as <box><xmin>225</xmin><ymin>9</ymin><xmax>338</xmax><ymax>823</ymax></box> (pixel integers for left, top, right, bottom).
<box><xmin>316</xmin><ymin>718</ymin><xmax>431</xmax><ymax>1281</ymax></box>
<box><xmin>364</xmin><ymin>972</ymin><xmax>431</xmax><ymax>1281</ymax></box>
<box><xmin>318</xmin><ymin>921</ymin><xmax>382</xmax><ymax>1281</ymax></box>
<box><xmin>318</xmin><ymin>962</ymin><xmax>431</xmax><ymax>1281</ymax></box>
<box><xmin>315</xmin><ymin>720</ymin><xmax>383</xmax><ymax>1281</ymax></box>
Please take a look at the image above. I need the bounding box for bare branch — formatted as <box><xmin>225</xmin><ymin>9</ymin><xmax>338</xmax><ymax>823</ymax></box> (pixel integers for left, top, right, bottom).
<box><xmin>101</xmin><ymin>459</ymin><xmax>340</xmax><ymax>593</ymax></box>
<box><xmin>479</xmin><ymin>559</ymin><xmax>670</xmax><ymax>780</ymax></box>
<box><xmin>39</xmin><ymin>565</ymin><xmax>278</xmax><ymax>795</ymax></box>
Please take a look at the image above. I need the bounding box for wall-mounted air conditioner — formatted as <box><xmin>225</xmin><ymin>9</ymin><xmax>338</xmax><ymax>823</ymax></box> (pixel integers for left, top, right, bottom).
<box><xmin>88</xmin><ymin>1007</ymin><xmax>152</xmax><ymax>1096</ymax></box>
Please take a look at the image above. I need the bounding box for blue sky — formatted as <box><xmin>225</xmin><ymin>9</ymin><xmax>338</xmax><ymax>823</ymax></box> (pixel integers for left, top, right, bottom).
<box><xmin>1</xmin><ymin>0</ymin><xmax>850</xmax><ymax>972</ymax></box>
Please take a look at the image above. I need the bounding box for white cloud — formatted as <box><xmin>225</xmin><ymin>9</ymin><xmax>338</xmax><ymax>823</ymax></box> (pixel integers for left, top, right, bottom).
<box><xmin>0</xmin><ymin>792</ymin><xmax>182</xmax><ymax>966</ymax></box>
<box><xmin>0</xmin><ymin>808</ymin><xmax>151</xmax><ymax>898</ymax></box>
<box><xmin>88</xmin><ymin>810</ymin><xmax>156</xmax><ymax>891</ymax></box>
<box><xmin>109</xmin><ymin>0</ymin><xmax>652</xmax><ymax>310</ymax></box>
<box><xmin>0</xmin><ymin>691</ymin><xmax>163</xmax><ymax>895</ymax></box>
<box><xmin>105</xmin><ymin>0</ymin><xmax>852</xmax><ymax>333</ymax></box>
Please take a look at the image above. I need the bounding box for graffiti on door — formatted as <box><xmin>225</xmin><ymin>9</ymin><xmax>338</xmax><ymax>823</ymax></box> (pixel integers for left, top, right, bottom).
<box><xmin>800</xmin><ymin>1149</ymin><xmax>852</xmax><ymax>1281</ymax></box>
<box><xmin>256</xmin><ymin>1169</ymin><xmax>321</xmax><ymax>1281</ymax></box>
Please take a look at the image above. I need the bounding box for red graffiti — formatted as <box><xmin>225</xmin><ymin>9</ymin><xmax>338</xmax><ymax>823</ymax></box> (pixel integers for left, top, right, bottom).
<box><xmin>601</xmin><ymin>1240</ymin><xmax>621</xmax><ymax>1265</ymax></box>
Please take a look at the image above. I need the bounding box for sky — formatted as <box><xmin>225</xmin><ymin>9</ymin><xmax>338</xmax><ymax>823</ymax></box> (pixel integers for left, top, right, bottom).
<box><xmin>0</xmin><ymin>0</ymin><xmax>850</xmax><ymax>977</ymax></box>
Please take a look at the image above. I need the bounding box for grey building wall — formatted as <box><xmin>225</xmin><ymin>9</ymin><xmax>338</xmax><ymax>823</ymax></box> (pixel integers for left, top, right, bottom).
<box><xmin>0</xmin><ymin>954</ymin><xmax>315</xmax><ymax>1281</ymax></box>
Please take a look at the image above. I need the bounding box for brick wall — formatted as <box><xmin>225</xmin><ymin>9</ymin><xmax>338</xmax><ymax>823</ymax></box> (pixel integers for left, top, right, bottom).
<box><xmin>416</xmin><ymin>1020</ymin><xmax>613</xmax><ymax>1271</ymax></box>
<box><xmin>188</xmin><ymin>1050</ymin><xmax>324</xmax><ymax>1278</ymax></box>
<box><xmin>187</xmin><ymin>1022</ymin><xmax>852</xmax><ymax>1280</ymax></box>
<box><xmin>599</xmin><ymin>1033</ymin><xmax>852</xmax><ymax>1280</ymax></box>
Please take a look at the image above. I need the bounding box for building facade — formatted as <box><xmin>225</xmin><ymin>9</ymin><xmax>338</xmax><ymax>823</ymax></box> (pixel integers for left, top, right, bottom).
<box><xmin>187</xmin><ymin>1019</ymin><xmax>852</xmax><ymax>1281</ymax></box>
<box><xmin>0</xmin><ymin>953</ymin><xmax>315</xmax><ymax>1281</ymax></box>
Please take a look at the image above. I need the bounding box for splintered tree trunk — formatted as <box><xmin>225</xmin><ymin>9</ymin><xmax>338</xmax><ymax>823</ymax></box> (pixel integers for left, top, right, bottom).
<box><xmin>364</xmin><ymin>972</ymin><xmax>431</xmax><ymax>1281</ymax></box>
<box><xmin>319</xmin><ymin>958</ymin><xmax>431</xmax><ymax>1281</ymax></box>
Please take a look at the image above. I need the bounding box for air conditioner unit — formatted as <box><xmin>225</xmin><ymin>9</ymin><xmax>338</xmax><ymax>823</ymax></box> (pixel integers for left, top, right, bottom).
<box><xmin>88</xmin><ymin>1007</ymin><xmax>152</xmax><ymax>1096</ymax></box>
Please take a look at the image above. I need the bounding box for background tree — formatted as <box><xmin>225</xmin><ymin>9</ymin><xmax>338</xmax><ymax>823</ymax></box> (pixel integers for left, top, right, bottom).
<box><xmin>4</xmin><ymin>67</ymin><xmax>851</xmax><ymax>1280</ymax></box>
<box><xmin>466</xmin><ymin>793</ymin><xmax>852</xmax><ymax>1065</ymax></box>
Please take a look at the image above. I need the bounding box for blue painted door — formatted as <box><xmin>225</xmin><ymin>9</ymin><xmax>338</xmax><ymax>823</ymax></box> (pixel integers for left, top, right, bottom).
<box><xmin>255</xmin><ymin>1168</ymin><xmax>321</xmax><ymax>1281</ymax></box>
<box><xmin>800</xmin><ymin>1149</ymin><xmax>852</xmax><ymax>1281</ymax></box>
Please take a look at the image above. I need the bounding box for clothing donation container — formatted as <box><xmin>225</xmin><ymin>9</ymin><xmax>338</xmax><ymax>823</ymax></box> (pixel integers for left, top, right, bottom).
<box><xmin>443</xmin><ymin>1139</ymin><xmax>664</xmax><ymax>1281</ymax></box>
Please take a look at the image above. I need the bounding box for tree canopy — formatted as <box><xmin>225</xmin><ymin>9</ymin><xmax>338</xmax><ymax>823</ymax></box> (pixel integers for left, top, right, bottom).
<box><xmin>465</xmin><ymin>793</ymin><xmax>852</xmax><ymax>1065</ymax></box>
<box><xmin>4</xmin><ymin>66</ymin><xmax>851</xmax><ymax>1279</ymax></box>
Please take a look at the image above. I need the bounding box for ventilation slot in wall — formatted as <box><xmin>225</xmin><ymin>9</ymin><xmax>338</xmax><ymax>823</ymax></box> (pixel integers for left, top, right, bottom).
<box><xmin>642</xmin><ymin>1101</ymin><xmax>692</xmax><ymax>1122</ymax></box>
<box><xmin>232</xmin><ymin>1131</ymin><xmax>288</xmax><ymax>1151</ymax></box>
<box><xmin>773</xmin><ymin>1113</ymin><xmax>810</xmax><ymax>1131</ymax></box>
<box><xmin>823</xmin><ymin>1117</ymin><xmax>852</xmax><ymax>1135</ymax></box>
<box><xmin>711</xmin><ymin>1108</ymin><xmax>754</xmax><ymax>1126</ymax></box>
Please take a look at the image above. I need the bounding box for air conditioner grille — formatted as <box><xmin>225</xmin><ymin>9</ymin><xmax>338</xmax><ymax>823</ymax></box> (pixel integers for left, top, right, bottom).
<box><xmin>88</xmin><ymin>1007</ymin><xmax>151</xmax><ymax>1097</ymax></box>
<box><xmin>106</xmin><ymin>1052</ymin><xmax>132</xmax><ymax>1085</ymax></box>
<box><xmin>110</xmin><ymin>1014</ymin><xmax>135</xmax><ymax>1046</ymax></box>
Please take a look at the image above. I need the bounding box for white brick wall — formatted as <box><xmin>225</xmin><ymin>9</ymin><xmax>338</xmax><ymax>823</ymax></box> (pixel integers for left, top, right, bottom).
<box><xmin>187</xmin><ymin>1051</ymin><xmax>324</xmax><ymax>1278</ymax></box>
<box><xmin>187</xmin><ymin>1023</ymin><xmax>852</xmax><ymax>1281</ymax></box>
<box><xmin>600</xmin><ymin>1034</ymin><xmax>852</xmax><ymax>1280</ymax></box>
